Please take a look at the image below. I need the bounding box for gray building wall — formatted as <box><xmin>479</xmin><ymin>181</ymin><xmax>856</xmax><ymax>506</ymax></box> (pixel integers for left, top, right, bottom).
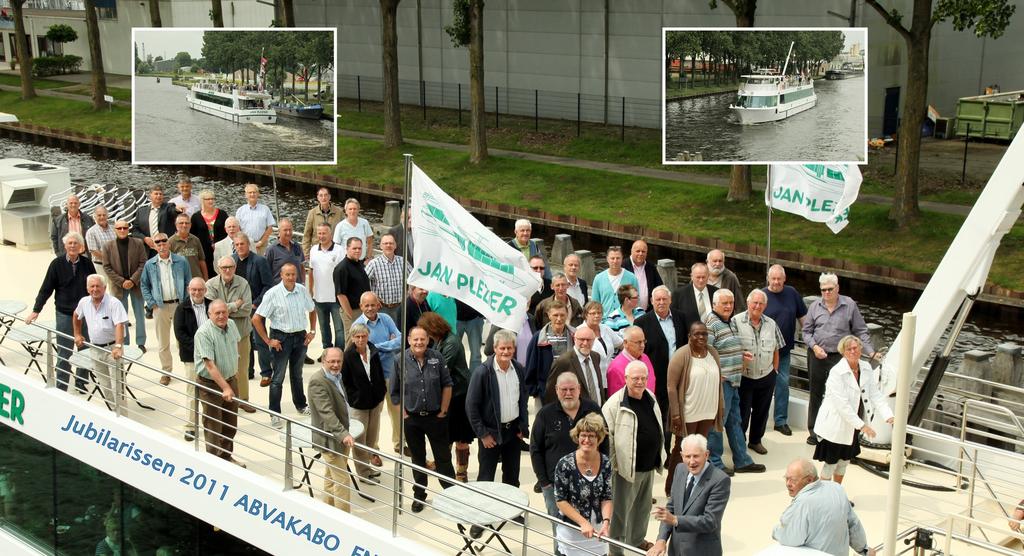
<box><xmin>297</xmin><ymin>0</ymin><xmax>1023</xmax><ymax>133</ymax></box>
<box><xmin>864</xmin><ymin>0</ymin><xmax>1024</xmax><ymax>135</ymax></box>
<box><xmin>2</xmin><ymin>0</ymin><xmax>274</xmax><ymax>76</ymax></box>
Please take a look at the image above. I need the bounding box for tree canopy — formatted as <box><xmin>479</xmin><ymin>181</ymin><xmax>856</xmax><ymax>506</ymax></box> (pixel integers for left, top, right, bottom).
<box><xmin>665</xmin><ymin>30</ymin><xmax>846</xmax><ymax>75</ymax></box>
<box><xmin>200</xmin><ymin>30</ymin><xmax>332</xmax><ymax>91</ymax></box>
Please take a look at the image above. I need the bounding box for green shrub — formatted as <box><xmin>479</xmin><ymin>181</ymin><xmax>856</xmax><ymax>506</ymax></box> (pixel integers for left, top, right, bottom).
<box><xmin>32</xmin><ymin>55</ymin><xmax>83</xmax><ymax>77</ymax></box>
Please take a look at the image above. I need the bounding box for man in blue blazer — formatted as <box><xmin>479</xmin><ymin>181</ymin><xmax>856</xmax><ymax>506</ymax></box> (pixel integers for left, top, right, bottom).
<box><xmin>649</xmin><ymin>434</ymin><xmax>731</xmax><ymax>556</ymax></box>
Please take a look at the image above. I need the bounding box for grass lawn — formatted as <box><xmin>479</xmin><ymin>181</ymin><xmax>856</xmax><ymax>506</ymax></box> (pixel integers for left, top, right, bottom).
<box><xmin>0</xmin><ymin>74</ymin><xmax>72</xmax><ymax>89</ymax></box>
<box><xmin>54</xmin><ymin>84</ymin><xmax>132</xmax><ymax>102</ymax></box>
<box><xmin>0</xmin><ymin>90</ymin><xmax>131</xmax><ymax>141</ymax></box>
<box><xmin>305</xmin><ymin>136</ymin><xmax>1024</xmax><ymax>291</ymax></box>
<box><xmin>664</xmin><ymin>82</ymin><xmax>738</xmax><ymax>100</ymax></box>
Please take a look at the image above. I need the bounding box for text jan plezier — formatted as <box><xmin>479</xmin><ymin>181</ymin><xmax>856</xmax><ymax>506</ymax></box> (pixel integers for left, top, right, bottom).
<box><xmin>58</xmin><ymin>413</ymin><xmax>344</xmax><ymax>552</ymax></box>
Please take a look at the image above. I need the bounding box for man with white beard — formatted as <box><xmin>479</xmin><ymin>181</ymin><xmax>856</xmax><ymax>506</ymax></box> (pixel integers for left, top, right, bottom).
<box><xmin>705</xmin><ymin>249</ymin><xmax>745</xmax><ymax>313</ymax></box>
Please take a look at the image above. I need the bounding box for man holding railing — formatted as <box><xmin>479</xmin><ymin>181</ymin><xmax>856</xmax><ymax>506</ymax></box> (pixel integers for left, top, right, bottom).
<box><xmin>193</xmin><ymin>300</ymin><xmax>243</xmax><ymax>466</ymax></box>
<box><xmin>27</xmin><ymin>232</ymin><xmax>97</xmax><ymax>394</ymax></box>
<box><xmin>72</xmin><ymin>275</ymin><xmax>126</xmax><ymax>404</ymax></box>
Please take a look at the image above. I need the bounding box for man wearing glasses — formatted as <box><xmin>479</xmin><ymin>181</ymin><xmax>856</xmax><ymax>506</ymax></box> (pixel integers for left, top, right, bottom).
<box><xmin>802</xmin><ymin>273</ymin><xmax>878</xmax><ymax>446</ymax></box>
<box><xmin>141</xmin><ymin>233</ymin><xmax>192</xmax><ymax>386</ymax></box>
<box><xmin>102</xmin><ymin>220</ymin><xmax>149</xmax><ymax>351</ymax></box>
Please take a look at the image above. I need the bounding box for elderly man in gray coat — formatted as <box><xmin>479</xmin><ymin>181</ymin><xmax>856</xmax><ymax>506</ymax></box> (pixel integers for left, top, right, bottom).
<box><xmin>648</xmin><ymin>434</ymin><xmax>731</xmax><ymax>556</ymax></box>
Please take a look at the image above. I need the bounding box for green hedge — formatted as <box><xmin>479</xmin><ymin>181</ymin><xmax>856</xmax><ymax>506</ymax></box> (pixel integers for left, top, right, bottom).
<box><xmin>32</xmin><ymin>55</ymin><xmax>83</xmax><ymax>77</ymax></box>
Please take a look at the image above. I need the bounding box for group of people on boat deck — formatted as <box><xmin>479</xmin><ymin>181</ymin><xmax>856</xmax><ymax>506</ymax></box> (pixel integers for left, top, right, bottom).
<box><xmin>31</xmin><ymin>178</ymin><xmax>912</xmax><ymax>555</ymax></box>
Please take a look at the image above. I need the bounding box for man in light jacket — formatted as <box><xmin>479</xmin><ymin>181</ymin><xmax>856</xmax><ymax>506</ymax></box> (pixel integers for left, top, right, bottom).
<box><xmin>603</xmin><ymin>360</ymin><xmax>666</xmax><ymax>556</ymax></box>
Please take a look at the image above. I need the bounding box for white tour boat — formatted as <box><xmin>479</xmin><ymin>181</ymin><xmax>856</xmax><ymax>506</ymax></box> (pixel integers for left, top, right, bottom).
<box><xmin>185</xmin><ymin>80</ymin><xmax>277</xmax><ymax>124</ymax></box>
<box><xmin>730</xmin><ymin>42</ymin><xmax>816</xmax><ymax>125</ymax></box>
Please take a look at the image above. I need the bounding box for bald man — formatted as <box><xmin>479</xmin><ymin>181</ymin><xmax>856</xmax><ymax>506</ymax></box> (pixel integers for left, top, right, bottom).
<box><xmin>194</xmin><ymin>299</ymin><xmax>244</xmax><ymax>464</ymax></box>
<box><xmin>622</xmin><ymin>239</ymin><xmax>663</xmax><ymax>311</ymax></box>
<box><xmin>544</xmin><ymin>325</ymin><xmax>603</xmax><ymax>404</ymax></box>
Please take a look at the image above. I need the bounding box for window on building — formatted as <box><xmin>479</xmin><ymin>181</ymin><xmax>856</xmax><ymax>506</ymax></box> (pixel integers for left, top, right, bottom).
<box><xmin>0</xmin><ymin>37</ymin><xmax>6</xmax><ymax>62</ymax></box>
<box><xmin>95</xmin><ymin>0</ymin><xmax>117</xmax><ymax>19</ymax></box>
<box><xmin>36</xmin><ymin>35</ymin><xmax>51</xmax><ymax>56</ymax></box>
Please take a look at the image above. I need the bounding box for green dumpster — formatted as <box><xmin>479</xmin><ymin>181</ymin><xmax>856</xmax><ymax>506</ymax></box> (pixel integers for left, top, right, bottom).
<box><xmin>955</xmin><ymin>90</ymin><xmax>1024</xmax><ymax>140</ymax></box>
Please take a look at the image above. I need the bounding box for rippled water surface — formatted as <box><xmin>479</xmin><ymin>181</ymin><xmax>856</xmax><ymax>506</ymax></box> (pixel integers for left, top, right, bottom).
<box><xmin>133</xmin><ymin>76</ymin><xmax>334</xmax><ymax>163</ymax></box>
<box><xmin>665</xmin><ymin>77</ymin><xmax>866</xmax><ymax>163</ymax></box>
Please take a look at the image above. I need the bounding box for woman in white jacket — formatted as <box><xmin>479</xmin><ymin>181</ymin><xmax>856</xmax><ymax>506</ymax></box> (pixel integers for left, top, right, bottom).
<box><xmin>813</xmin><ymin>335</ymin><xmax>894</xmax><ymax>484</ymax></box>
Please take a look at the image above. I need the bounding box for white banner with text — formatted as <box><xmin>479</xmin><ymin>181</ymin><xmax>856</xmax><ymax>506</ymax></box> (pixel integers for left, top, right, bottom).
<box><xmin>767</xmin><ymin>164</ymin><xmax>863</xmax><ymax>233</ymax></box>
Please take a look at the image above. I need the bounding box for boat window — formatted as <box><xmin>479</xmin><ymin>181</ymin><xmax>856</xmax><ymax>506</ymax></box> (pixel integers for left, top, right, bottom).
<box><xmin>780</xmin><ymin>88</ymin><xmax>814</xmax><ymax>104</ymax></box>
<box><xmin>737</xmin><ymin>95</ymin><xmax>778</xmax><ymax>108</ymax></box>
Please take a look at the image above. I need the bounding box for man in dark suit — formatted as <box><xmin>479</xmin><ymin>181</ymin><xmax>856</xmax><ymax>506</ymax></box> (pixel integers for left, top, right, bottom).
<box><xmin>622</xmin><ymin>239</ymin><xmax>663</xmax><ymax>311</ymax></box>
<box><xmin>650</xmin><ymin>434</ymin><xmax>731</xmax><ymax>556</ymax></box>
<box><xmin>103</xmin><ymin>220</ymin><xmax>149</xmax><ymax>349</ymax></box>
<box><xmin>308</xmin><ymin>347</ymin><xmax>356</xmax><ymax>512</ymax></box>
<box><xmin>173</xmin><ymin>278</ymin><xmax>211</xmax><ymax>441</ymax></box>
<box><xmin>635</xmin><ymin>285</ymin><xmax>689</xmax><ymax>450</ymax></box>
<box><xmin>232</xmin><ymin>233</ymin><xmax>273</xmax><ymax>383</ymax></box>
<box><xmin>563</xmin><ymin>253</ymin><xmax>589</xmax><ymax>306</ymax></box>
<box><xmin>134</xmin><ymin>185</ymin><xmax>180</xmax><ymax>255</ymax></box>
<box><xmin>388</xmin><ymin>209</ymin><xmax>412</xmax><ymax>266</ymax></box>
<box><xmin>543</xmin><ymin>325</ymin><xmax>603</xmax><ymax>404</ymax></box>
<box><xmin>671</xmin><ymin>262</ymin><xmax>718</xmax><ymax>329</ymax></box>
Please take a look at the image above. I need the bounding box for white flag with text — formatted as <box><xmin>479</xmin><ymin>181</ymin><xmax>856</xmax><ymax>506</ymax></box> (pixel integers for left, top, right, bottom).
<box><xmin>409</xmin><ymin>163</ymin><xmax>542</xmax><ymax>331</ymax></box>
<box><xmin>766</xmin><ymin>164</ymin><xmax>863</xmax><ymax>233</ymax></box>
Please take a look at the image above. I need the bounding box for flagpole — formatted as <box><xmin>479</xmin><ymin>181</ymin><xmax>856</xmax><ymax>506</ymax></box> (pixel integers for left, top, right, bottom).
<box><xmin>766</xmin><ymin>165</ymin><xmax>772</xmax><ymax>278</ymax></box>
<box><xmin>270</xmin><ymin>165</ymin><xmax>280</xmax><ymax>223</ymax></box>
<box><xmin>393</xmin><ymin>152</ymin><xmax>412</xmax><ymax>536</ymax></box>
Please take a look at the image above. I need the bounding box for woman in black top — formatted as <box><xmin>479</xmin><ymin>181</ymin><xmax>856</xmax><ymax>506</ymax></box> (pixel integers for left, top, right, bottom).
<box><xmin>553</xmin><ymin>412</ymin><xmax>613</xmax><ymax>556</ymax></box>
<box><xmin>190</xmin><ymin>190</ymin><xmax>228</xmax><ymax>274</ymax></box>
<box><xmin>418</xmin><ymin>312</ymin><xmax>473</xmax><ymax>482</ymax></box>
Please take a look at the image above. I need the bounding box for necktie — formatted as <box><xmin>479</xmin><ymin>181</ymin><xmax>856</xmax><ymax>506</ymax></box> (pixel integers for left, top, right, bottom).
<box><xmin>684</xmin><ymin>475</ymin><xmax>695</xmax><ymax>506</ymax></box>
<box><xmin>696</xmin><ymin>290</ymin><xmax>707</xmax><ymax>317</ymax></box>
<box><xmin>583</xmin><ymin>356</ymin><xmax>599</xmax><ymax>403</ymax></box>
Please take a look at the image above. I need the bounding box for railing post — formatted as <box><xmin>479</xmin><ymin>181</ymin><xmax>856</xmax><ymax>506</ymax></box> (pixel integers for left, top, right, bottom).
<box><xmin>534</xmin><ymin>89</ymin><xmax>538</xmax><ymax>132</ymax></box>
<box><xmin>621</xmin><ymin>96</ymin><xmax>625</xmax><ymax>142</ymax></box>
<box><xmin>883</xmin><ymin>312</ymin><xmax>915</xmax><ymax>556</ymax></box>
<box><xmin>112</xmin><ymin>356</ymin><xmax>123</xmax><ymax>417</ymax></box>
<box><xmin>458</xmin><ymin>83</ymin><xmax>462</xmax><ymax>127</ymax></box>
<box><xmin>962</xmin><ymin>122</ymin><xmax>971</xmax><ymax>184</ymax></box>
<box><xmin>577</xmin><ymin>93</ymin><xmax>581</xmax><ymax>137</ymax></box>
<box><xmin>357</xmin><ymin>75</ymin><xmax>362</xmax><ymax>112</ymax></box>
<box><xmin>192</xmin><ymin>382</ymin><xmax>201</xmax><ymax>451</ymax></box>
<box><xmin>45</xmin><ymin>330</ymin><xmax>55</xmax><ymax>388</ymax></box>
<box><xmin>284</xmin><ymin>420</ymin><xmax>294</xmax><ymax>491</ymax></box>
<box><xmin>495</xmin><ymin>86</ymin><xmax>499</xmax><ymax>128</ymax></box>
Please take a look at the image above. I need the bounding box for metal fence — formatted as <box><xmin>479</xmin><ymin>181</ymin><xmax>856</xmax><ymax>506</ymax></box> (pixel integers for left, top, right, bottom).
<box><xmin>338</xmin><ymin>74</ymin><xmax>664</xmax><ymax>135</ymax></box>
<box><xmin>0</xmin><ymin>309</ymin><xmax>645</xmax><ymax>556</ymax></box>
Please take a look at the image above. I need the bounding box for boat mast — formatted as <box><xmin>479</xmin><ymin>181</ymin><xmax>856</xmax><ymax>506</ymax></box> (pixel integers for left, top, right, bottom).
<box><xmin>780</xmin><ymin>41</ymin><xmax>795</xmax><ymax>77</ymax></box>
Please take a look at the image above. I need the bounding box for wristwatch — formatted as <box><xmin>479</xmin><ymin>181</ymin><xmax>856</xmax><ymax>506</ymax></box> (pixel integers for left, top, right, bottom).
<box><xmin>113</xmin><ymin>344</ymin><xmax>123</xmax><ymax>349</ymax></box>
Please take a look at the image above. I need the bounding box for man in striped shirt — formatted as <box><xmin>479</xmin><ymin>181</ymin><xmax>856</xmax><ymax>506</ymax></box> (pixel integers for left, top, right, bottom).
<box><xmin>364</xmin><ymin>233</ymin><xmax>410</xmax><ymax>325</ymax></box>
<box><xmin>252</xmin><ymin>263</ymin><xmax>316</xmax><ymax>428</ymax></box>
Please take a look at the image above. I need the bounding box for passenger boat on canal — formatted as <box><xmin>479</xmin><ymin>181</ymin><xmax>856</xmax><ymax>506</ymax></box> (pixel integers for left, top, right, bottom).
<box><xmin>730</xmin><ymin>42</ymin><xmax>816</xmax><ymax>125</ymax></box>
<box><xmin>185</xmin><ymin>79</ymin><xmax>277</xmax><ymax>124</ymax></box>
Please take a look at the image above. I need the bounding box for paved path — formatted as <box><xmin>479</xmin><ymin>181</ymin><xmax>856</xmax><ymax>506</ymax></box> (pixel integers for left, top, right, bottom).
<box><xmin>0</xmin><ymin>83</ymin><xmax>131</xmax><ymax>107</ymax></box>
<box><xmin>340</xmin><ymin>130</ymin><xmax>976</xmax><ymax>217</ymax></box>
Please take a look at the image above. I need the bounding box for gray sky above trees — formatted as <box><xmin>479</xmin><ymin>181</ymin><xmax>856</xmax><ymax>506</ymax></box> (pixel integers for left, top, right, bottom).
<box><xmin>134</xmin><ymin>30</ymin><xmax>205</xmax><ymax>61</ymax></box>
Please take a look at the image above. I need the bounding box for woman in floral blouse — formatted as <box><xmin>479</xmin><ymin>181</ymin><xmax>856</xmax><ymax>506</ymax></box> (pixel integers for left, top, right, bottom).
<box><xmin>554</xmin><ymin>412</ymin><xmax>613</xmax><ymax>556</ymax></box>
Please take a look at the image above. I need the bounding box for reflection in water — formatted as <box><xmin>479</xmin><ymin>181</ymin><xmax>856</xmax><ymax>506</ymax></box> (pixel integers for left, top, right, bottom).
<box><xmin>665</xmin><ymin>77</ymin><xmax>865</xmax><ymax>162</ymax></box>
<box><xmin>133</xmin><ymin>76</ymin><xmax>334</xmax><ymax>163</ymax></box>
<box><xmin>1</xmin><ymin>139</ymin><xmax>1017</xmax><ymax>366</ymax></box>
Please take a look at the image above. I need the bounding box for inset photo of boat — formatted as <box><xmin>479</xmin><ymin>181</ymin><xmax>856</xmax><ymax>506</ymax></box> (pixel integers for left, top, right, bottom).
<box><xmin>132</xmin><ymin>28</ymin><xmax>336</xmax><ymax>165</ymax></box>
<box><xmin>662</xmin><ymin>28</ymin><xmax>867</xmax><ymax>165</ymax></box>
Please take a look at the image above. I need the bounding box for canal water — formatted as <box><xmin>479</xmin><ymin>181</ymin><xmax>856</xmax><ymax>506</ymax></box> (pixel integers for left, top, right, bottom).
<box><xmin>1</xmin><ymin>138</ymin><xmax>1018</xmax><ymax>366</ymax></box>
<box><xmin>132</xmin><ymin>76</ymin><xmax>334</xmax><ymax>164</ymax></box>
<box><xmin>664</xmin><ymin>76</ymin><xmax>866</xmax><ymax>163</ymax></box>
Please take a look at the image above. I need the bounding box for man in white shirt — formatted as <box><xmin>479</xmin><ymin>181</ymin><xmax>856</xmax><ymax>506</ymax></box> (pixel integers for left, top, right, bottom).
<box><xmin>235</xmin><ymin>184</ymin><xmax>275</xmax><ymax>255</ymax></box>
<box><xmin>85</xmin><ymin>206</ymin><xmax>115</xmax><ymax>284</ymax></box>
<box><xmin>169</xmin><ymin>175</ymin><xmax>201</xmax><ymax>217</ymax></box>
<box><xmin>622</xmin><ymin>239</ymin><xmax>664</xmax><ymax>311</ymax></box>
<box><xmin>308</xmin><ymin>223</ymin><xmax>345</xmax><ymax>353</ymax></box>
<box><xmin>73</xmin><ymin>275</ymin><xmax>127</xmax><ymax>403</ymax></box>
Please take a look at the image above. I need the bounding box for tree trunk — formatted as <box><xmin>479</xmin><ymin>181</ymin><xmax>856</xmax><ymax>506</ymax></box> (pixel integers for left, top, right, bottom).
<box><xmin>728</xmin><ymin>4</ymin><xmax>755</xmax><ymax>201</ymax></box>
<box><xmin>689</xmin><ymin>51</ymin><xmax>696</xmax><ymax>85</ymax></box>
<box><xmin>149</xmin><ymin>0</ymin><xmax>162</xmax><ymax>27</ymax></box>
<box><xmin>211</xmin><ymin>0</ymin><xmax>224</xmax><ymax>27</ymax></box>
<box><xmin>728</xmin><ymin>165</ymin><xmax>751</xmax><ymax>201</ymax></box>
<box><xmin>381</xmin><ymin>0</ymin><xmax>403</xmax><ymax>148</ymax></box>
<box><xmin>12</xmin><ymin>1</ymin><xmax>35</xmax><ymax>100</ymax></box>
<box><xmin>282</xmin><ymin>0</ymin><xmax>295</xmax><ymax>27</ymax></box>
<box><xmin>468</xmin><ymin>0</ymin><xmax>487</xmax><ymax>163</ymax></box>
<box><xmin>84</xmin><ymin>0</ymin><xmax>107</xmax><ymax>110</ymax></box>
<box><xmin>891</xmin><ymin>31</ymin><xmax>929</xmax><ymax>226</ymax></box>
<box><xmin>303</xmin><ymin>67</ymin><xmax>309</xmax><ymax>101</ymax></box>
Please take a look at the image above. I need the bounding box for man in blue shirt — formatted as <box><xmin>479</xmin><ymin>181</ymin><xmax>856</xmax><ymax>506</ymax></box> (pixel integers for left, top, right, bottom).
<box><xmin>762</xmin><ymin>265</ymin><xmax>807</xmax><ymax>437</ymax></box>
